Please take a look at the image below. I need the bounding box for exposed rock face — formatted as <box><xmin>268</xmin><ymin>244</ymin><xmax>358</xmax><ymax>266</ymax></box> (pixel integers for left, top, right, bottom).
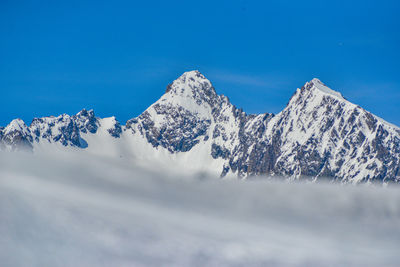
<box><xmin>127</xmin><ymin>71</ymin><xmax>240</xmax><ymax>153</ymax></box>
<box><xmin>1</xmin><ymin>71</ymin><xmax>400</xmax><ymax>183</ymax></box>
<box><xmin>238</xmin><ymin>79</ymin><xmax>400</xmax><ymax>183</ymax></box>
<box><xmin>107</xmin><ymin>118</ymin><xmax>122</xmax><ymax>138</ymax></box>
<box><xmin>1</xmin><ymin>119</ymin><xmax>33</xmax><ymax>151</ymax></box>
<box><xmin>28</xmin><ymin>109</ymin><xmax>99</xmax><ymax>148</ymax></box>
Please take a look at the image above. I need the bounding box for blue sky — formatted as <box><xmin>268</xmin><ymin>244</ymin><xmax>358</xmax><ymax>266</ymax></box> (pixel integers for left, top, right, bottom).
<box><xmin>1</xmin><ymin>0</ymin><xmax>399</xmax><ymax>126</ymax></box>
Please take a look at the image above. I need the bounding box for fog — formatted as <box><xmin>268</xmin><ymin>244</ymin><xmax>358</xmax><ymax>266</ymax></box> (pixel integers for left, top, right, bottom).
<box><xmin>0</xmin><ymin>151</ymin><xmax>399</xmax><ymax>267</ymax></box>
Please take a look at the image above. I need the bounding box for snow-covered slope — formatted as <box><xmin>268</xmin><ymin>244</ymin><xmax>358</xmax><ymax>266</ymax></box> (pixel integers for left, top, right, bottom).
<box><xmin>1</xmin><ymin>71</ymin><xmax>400</xmax><ymax>182</ymax></box>
<box><xmin>259</xmin><ymin>79</ymin><xmax>400</xmax><ymax>182</ymax></box>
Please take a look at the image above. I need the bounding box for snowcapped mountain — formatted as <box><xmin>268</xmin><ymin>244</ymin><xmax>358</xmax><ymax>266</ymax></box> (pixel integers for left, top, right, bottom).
<box><xmin>1</xmin><ymin>70</ymin><xmax>400</xmax><ymax>183</ymax></box>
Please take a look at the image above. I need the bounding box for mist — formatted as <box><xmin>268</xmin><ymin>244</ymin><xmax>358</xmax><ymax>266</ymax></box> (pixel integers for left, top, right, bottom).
<box><xmin>1</xmin><ymin>151</ymin><xmax>399</xmax><ymax>267</ymax></box>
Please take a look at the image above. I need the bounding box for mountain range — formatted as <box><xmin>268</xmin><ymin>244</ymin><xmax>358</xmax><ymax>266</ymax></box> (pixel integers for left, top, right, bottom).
<box><xmin>1</xmin><ymin>70</ymin><xmax>399</xmax><ymax>183</ymax></box>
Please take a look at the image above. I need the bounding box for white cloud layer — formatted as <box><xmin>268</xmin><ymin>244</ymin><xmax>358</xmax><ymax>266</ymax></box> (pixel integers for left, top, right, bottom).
<box><xmin>0</xmin><ymin>151</ymin><xmax>399</xmax><ymax>266</ymax></box>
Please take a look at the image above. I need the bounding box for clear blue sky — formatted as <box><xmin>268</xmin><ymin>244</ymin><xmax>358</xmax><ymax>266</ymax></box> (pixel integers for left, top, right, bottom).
<box><xmin>1</xmin><ymin>0</ymin><xmax>399</xmax><ymax>126</ymax></box>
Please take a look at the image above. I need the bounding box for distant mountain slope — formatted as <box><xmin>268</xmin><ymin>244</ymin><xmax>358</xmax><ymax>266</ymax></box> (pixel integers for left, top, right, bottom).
<box><xmin>1</xmin><ymin>71</ymin><xmax>399</xmax><ymax>183</ymax></box>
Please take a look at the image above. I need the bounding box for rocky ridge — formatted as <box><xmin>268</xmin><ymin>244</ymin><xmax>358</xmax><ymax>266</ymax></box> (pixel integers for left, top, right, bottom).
<box><xmin>1</xmin><ymin>71</ymin><xmax>399</xmax><ymax>183</ymax></box>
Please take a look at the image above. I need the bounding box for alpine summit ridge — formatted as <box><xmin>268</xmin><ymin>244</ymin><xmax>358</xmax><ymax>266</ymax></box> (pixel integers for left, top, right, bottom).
<box><xmin>1</xmin><ymin>70</ymin><xmax>400</xmax><ymax>183</ymax></box>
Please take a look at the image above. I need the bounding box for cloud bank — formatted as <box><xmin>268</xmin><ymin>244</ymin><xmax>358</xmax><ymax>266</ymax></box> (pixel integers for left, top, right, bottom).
<box><xmin>0</xmin><ymin>151</ymin><xmax>399</xmax><ymax>266</ymax></box>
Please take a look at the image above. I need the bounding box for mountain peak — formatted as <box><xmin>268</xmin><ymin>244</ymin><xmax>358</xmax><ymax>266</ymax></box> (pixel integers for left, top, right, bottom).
<box><xmin>178</xmin><ymin>70</ymin><xmax>205</xmax><ymax>80</ymax></box>
<box><xmin>306</xmin><ymin>78</ymin><xmax>344</xmax><ymax>99</ymax></box>
<box><xmin>1</xmin><ymin>73</ymin><xmax>400</xmax><ymax>183</ymax></box>
<box><xmin>165</xmin><ymin>70</ymin><xmax>216</xmax><ymax>96</ymax></box>
<box><xmin>156</xmin><ymin>70</ymin><xmax>221</xmax><ymax>117</ymax></box>
<box><xmin>4</xmin><ymin>119</ymin><xmax>29</xmax><ymax>135</ymax></box>
<box><xmin>311</xmin><ymin>77</ymin><xmax>323</xmax><ymax>84</ymax></box>
<box><xmin>76</xmin><ymin>108</ymin><xmax>95</xmax><ymax>118</ymax></box>
<box><xmin>181</xmin><ymin>69</ymin><xmax>204</xmax><ymax>78</ymax></box>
